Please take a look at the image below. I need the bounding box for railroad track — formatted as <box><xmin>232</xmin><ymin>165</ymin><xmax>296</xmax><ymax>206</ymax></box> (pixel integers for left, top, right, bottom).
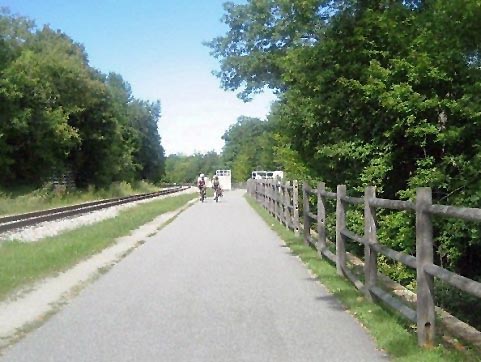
<box><xmin>0</xmin><ymin>186</ymin><xmax>190</xmax><ymax>233</ymax></box>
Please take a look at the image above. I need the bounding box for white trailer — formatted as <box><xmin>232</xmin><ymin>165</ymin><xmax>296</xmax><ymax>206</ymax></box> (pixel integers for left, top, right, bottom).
<box><xmin>251</xmin><ymin>170</ymin><xmax>284</xmax><ymax>181</ymax></box>
<box><xmin>215</xmin><ymin>169</ymin><xmax>232</xmax><ymax>190</ymax></box>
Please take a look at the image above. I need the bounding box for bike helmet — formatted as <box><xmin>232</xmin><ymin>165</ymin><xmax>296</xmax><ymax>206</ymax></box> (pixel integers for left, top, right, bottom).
<box><xmin>200</xmin><ymin>173</ymin><xmax>205</xmax><ymax>178</ymax></box>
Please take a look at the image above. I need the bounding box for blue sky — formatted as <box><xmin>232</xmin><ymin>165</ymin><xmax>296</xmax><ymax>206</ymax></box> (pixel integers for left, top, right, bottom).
<box><xmin>2</xmin><ymin>0</ymin><xmax>276</xmax><ymax>155</ymax></box>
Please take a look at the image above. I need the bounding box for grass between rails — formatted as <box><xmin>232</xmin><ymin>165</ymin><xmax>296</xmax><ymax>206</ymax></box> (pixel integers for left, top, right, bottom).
<box><xmin>245</xmin><ymin>195</ymin><xmax>480</xmax><ymax>362</ymax></box>
<box><xmin>0</xmin><ymin>193</ymin><xmax>196</xmax><ymax>300</ymax></box>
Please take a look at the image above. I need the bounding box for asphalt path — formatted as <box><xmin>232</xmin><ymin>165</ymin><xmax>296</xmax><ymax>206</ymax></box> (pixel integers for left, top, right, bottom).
<box><xmin>1</xmin><ymin>190</ymin><xmax>388</xmax><ymax>361</ymax></box>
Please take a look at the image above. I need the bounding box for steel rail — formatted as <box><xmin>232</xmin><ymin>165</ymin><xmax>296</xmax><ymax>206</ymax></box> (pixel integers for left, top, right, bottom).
<box><xmin>0</xmin><ymin>187</ymin><xmax>189</xmax><ymax>233</ymax></box>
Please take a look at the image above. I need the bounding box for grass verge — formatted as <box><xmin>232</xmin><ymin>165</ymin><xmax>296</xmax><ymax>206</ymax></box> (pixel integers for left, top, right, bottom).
<box><xmin>245</xmin><ymin>195</ymin><xmax>480</xmax><ymax>362</ymax></box>
<box><xmin>0</xmin><ymin>192</ymin><xmax>196</xmax><ymax>300</ymax></box>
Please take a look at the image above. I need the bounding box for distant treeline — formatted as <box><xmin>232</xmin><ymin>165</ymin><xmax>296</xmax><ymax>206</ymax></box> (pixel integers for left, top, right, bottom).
<box><xmin>0</xmin><ymin>9</ymin><xmax>165</xmax><ymax>188</ymax></box>
<box><xmin>164</xmin><ymin>152</ymin><xmax>223</xmax><ymax>184</ymax></box>
<box><xmin>163</xmin><ymin>116</ymin><xmax>283</xmax><ymax>184</ymax></box>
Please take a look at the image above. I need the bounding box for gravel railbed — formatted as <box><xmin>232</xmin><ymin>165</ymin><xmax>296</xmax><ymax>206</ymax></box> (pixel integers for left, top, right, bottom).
<box><xmin>0</xmin><ymin>188</ymin><xmax>196</xmax><ymax>243</ymax></box>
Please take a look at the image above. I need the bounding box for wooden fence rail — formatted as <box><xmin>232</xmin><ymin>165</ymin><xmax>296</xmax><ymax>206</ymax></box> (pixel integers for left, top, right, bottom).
<box><xmin>247</xmin><ymin>179</ymin><xmax>481</xmax><ymax>348</ymax></box>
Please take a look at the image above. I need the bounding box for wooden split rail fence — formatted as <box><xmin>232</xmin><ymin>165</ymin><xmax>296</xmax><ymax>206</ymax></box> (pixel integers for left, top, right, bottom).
<box><xmin>246</xmin><ymin>179</ymin><xmax>481</xmax><ymax>347</ymax></box>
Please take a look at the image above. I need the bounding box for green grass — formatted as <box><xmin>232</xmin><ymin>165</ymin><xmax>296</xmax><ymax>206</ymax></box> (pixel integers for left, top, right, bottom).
<box><xmin>245</xmin><ymin>195</ymin><xmax>480</xmax><ymax>362</ymax></box>
<box><xmin>0</xmin><ymin>180</ymin><xmax>162</xmax><ymax>216</ymax></box>
<box><xmin>0</xmin><ymin>193</ymin><xmax>196</xmax><ymax>300</ymax></box>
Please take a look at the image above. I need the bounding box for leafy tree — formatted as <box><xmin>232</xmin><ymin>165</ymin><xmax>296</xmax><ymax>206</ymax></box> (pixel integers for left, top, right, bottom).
<box><xmin>221</xmin><ymin>116</ymin><xmax>279</xmax><ymax>182</ymax></box>
<box><xmin>210</xmin><ymin>0</ymin><xmax>481</xmax><ymax>323</ymax></box>
<box><xmin>0</xmin><ymin>10</ymin><xmax>167</xmax><ymax>187</ymax></box>
<box><xmin>207</xmin><ymin>0</ymin><xmax>335</xmax><ymax>100</ymax></box>
<box><xmin>128</xmin><ymin>100</ymin><xmax>165</xmax><ymax>182</ymax></box>
<box><xmin>0</xmin><ymin>24</ymin><xmax>86</xmax><ymax>184</ymax></box>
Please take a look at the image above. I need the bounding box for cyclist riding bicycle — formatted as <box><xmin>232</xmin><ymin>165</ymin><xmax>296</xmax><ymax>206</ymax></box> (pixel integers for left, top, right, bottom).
<box><xmin>212</xmin><ymin>175</ymin><xmax>223</xmax><ymax>201</ymax></box>
<box><xmin>197</xmin><ymin>173</ymin><xmax>206</xmax><ymax>201</ymax></box>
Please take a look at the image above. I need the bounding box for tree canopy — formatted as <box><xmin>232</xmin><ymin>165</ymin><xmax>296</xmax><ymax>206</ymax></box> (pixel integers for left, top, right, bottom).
<box><xmin>0</xmin><ymin>9</ymin><xmax>165</xmax><ymax>187</ymax></box>
<box><xmin>208</xmin><ymin>0</ymin><xmax>481</xmax><ymax>326</ymax></box>
<box><xmin>222</xmin><ymin>116</ymin><xmax>279</xmax><ymax>182</ymax></box>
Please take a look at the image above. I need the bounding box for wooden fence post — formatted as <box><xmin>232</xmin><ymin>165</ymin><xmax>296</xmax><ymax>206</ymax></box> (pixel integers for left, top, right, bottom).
<box><xmin>272</xmin><ymin>181</ymin><xmax>276</xmax><ymax>218</ymax></box>
<box><xmin>259</xmin><ymin>180</ymin><xmax>266</xmax><ymax>208</ymax></box>
<box><xmin>270</xmin><ymin>180</ymin><xmax>273</xmax><ymax>214</ymax></box>
<box><xmin>284</xmin><ymin>181</ymin><xmax>290</xmax><ymax>229</ymax></box>
<box><xmin>273</xmin><ymin>181</ymin><xmax>277</xmax><ymax>219</ymax></box>
<box><xmin>270</xmin><ymin>180</ymin><xmax>274</xmax><ymax>215</ymax></box>
<box><xmin>272</xmin><ymin>180</ymin><xmax>276</xmax><ymax>216</ymax></box>
<box><xmin>272</xmin><ymin>181</ymin><xmax>276</xmax><ymax>217</ymax></box>
<box><xmin>259</xmin><ymin>180</ymin><xmax>262</xmax><ymax>204</ymax></box>
<box><xmin>336</xmin><ymin>185</ymin><xmax>347</xmax><ymax>276</ymax></box>
<box><xmin>257</xmin><ymin>180</ymin><xmax>261</xmax><ymax>203</ymax></box>
<box><xmin>280</xmin><ymin>182</ymin><xmax>284</xmax><ymax>225</ymax></box>
<box><xmin>317</xmin><ymin>182</ymin><xmax>327</xmax><ymax>257</ymax></box>
<box><xmin>265</xmin><ymin>180</ymin><xmax>269</xmax><ymax>211</ymax></box>
<box><xmin>267</xmin><ymin>180</ymin><xmax>272</xmax><ymax>213</ymax></box>
<box><xmin>277</xmin><ymin>182</ymin><xmax>282</xmax><ymax>222</ymax></box>
<box><xmin>293</xmin><ymin>180</ymin><xmax>300</xmax><ymax>236</ymax></box>
<box><xmin>303</xmin><ymin>182</ymin><xmax>310</xmax><ymax>245</ymax></box>
<box><xmin>416</xmin><ymin>187</ymin><xmax>435</xmax><ymax>347</ymax></box>
<box><xmin>264</xmin><ymin>181</ymin><xmax>268</xmax><ymax>209</ymax></box>
<box><xmin>364</xmin><ymin>186</ymin><xmax>377</xmax><ymax>301</ymax></box>
<box><xmin>274</xmin><ymin>181</ymin><xmax>279</xmax><ymax>220</ymax></box>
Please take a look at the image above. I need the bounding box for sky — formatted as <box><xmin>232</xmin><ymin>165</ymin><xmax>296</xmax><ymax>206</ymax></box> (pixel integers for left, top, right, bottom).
<box><xmin>2</xmin><ymin>0</ymin><xmax>277</xmax><ymax>155</ymax></box>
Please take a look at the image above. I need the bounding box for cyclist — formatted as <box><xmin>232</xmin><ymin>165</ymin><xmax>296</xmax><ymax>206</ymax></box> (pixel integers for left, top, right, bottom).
<box><xmin>212</xmin><ymin>175</ymin><xmax>222</xmax><ymax>201</ymax></box>
<box><xmin>197</xmin><ymin>173</ymin><xmax>206</xmax><ymax>201</ymax></box>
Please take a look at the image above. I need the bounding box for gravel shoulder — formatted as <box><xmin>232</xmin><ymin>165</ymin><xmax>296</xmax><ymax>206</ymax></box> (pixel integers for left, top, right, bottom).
<box><xmin>0</xmin><ymin>187</ymin><xmax>194</xmax><ymax>243</ymax></box>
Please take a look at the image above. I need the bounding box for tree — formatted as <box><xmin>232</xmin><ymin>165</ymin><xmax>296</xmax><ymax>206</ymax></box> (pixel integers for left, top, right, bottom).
<box><xmin>0</xmin><ymin>23</ymin><xmax>87</xmax><ymax>184</ymax></box>
<box><xmin>207</xmin><ymin>0</ymin><xmax>333</xmax><ymax>100</ymax></box>
<box><xmin>222</xmin><ymin>116</ymin><xmax>278</xmax><ymax>182</ymax></box>
<box><xmin>128</xmin><ymin>100</ymin><xmax>165</xmax><ymax>182</ymax></box>
<box><xmin>0</xmin><ymin>10</ymin><xmax>168</xmax><ymax>188</ymax></box>
<box><xmin>210</xmin><ymin>0</ymin><xmax>481</xmax><ymax>289</ymax></box>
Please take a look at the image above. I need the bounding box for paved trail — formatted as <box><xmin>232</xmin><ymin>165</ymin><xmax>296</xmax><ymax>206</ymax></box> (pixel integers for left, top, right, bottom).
<box><xmin>1</xmin><ymin>190</ymin><xmax>388</xmax><ymax>361</ymax></box>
